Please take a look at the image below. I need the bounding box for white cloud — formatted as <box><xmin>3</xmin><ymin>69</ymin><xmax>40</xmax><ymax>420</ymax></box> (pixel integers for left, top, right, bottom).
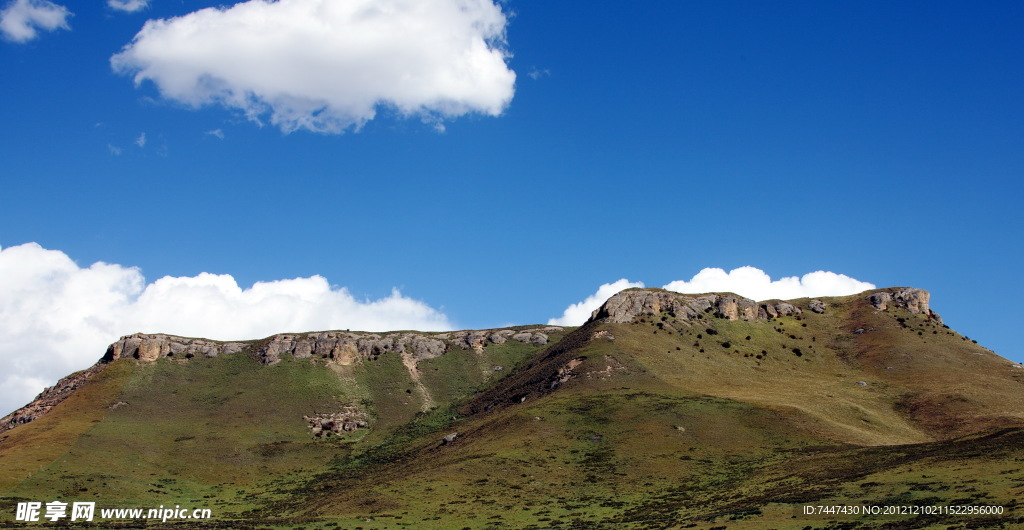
<box><xmin>205</xmin><ymin>128</ymin><xmax>224</xmax><ymax>139</ymax></box>
<box><xmin>108</xmin><ymin>0</ymin><xmax>148</xmax><ymax>13</ymax></box>
<box><xmin>107</xmin><ymin>143</ymin><xmax>122</xmax><ymax>155</ymax></box>
<box><xmin>0</xmin><ymin>242</ymin><xmax>453</xmax><ymax>416</ymax></box>
<box><xmin>0</xmin><ymin>0</ymin><xmax>70</xmax><ymax>43</ymax></box>
<box><xmin>134</xmin><ymin>132</ymin><xmax>146</xmax><ymax>147</ymax></box>
<box><xmin>663</xmin><ymin>266</ymin><xmax>875</xmax><ymax>301</ymax></box>
<box><xmin>548</xmin><ymin>279</ymin><xmax>645</xmax><ymax>326</ymax></box>
<box><xmin>110</xmin><ymin>0</ymin><xmax>516</xmax><ymax>134</ymax></box>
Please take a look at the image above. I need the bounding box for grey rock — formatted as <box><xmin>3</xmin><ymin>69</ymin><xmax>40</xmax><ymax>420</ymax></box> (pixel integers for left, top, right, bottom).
<box><xmin>105</xmin><ymin>333</ymin><xmax>248</xmax><ymax>363</ymax></box>
<box><xmin>866</xmin><ymin>288</ymin><xmax>941</xmax><ymax>322</ymax></box>
<box><xmin>511</xmin><ymin>332</ymin><xmax>534</xmax><ymax>343</ymax></box>
<box><xmin>594</xmin><ymin>289</ymin><xmax>811</xmax><ymax>325</ymax></box>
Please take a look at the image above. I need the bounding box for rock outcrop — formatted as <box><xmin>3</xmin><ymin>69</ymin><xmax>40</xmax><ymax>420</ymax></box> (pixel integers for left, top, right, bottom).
<box><xmin>257</xmin><ymin>332</ymin><xmax>448</xmax><ymax>365</ymax></box>
<box><xmin>867</xmin><ymin>288</ymin><xmax>940</xmax><ymax>321</ymax></box>
<box><xmin>258</xmin><ymin>328</ymin><xmax>560</xmax><ymax>365</ymax></box>
<box><xmin>592</xmin><ymin>289</ymin><xmax>803</xmax><ymax>324</ymax></box>
<box><xmin>103</xmin><ymin>327</ymin><xmax>564</xmax><ymax>366</ymax></box>
<box><xmin>104</xmin><ymin>334</ymin><xmax>246</xmax><ymax>362</ymax></box>
<box><xmin>592</xmin><ymin>287</ymin><xmax>941</xmax><ymax>326</ymax></box>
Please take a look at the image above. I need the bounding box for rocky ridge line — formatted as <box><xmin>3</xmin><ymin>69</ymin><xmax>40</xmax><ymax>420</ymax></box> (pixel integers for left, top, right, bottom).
<box><xmin>592</xmin><ymin>287</ymin><xmax>938</xmax><ymax>324</ymax></box>
<box><xmin>592</xmin><ymin>289</ymin><xmax>805</xmax><ymax>323</ymax></box>
<box><xmin>105</xmin><ymin>327</ymin><xmax>563</xmax><ymax>366</ymax></box>
<box><xmin>0</xmin><ymin>362</ymin><xmax>108</xmax><ymax>434</ymax></box>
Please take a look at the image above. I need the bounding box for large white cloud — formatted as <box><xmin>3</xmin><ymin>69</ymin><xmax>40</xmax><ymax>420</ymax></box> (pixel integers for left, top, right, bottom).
<box><xmin>549</xmin><ymin>267</ymin><xmax>876</xmax><ymax>326</ymax></box>
<box><xmin>110</xmin><ymin>0</ymin><xmax>516</xmax><ymax>133</ymax></box>
<box><xmin>548</xmin><ymin>279</ymin><xmax>645</xmax><ymax>326</ymax></box>
<box><xmin>0</xmin><ymin>0</ymin><xmax>70</xmax><ymax>42</ymax></box>
<box><xmin>663</xmin><ymin>266</ymin><xmax>876</xmax><ymax>301</ymax></box>
<box><xmin>0</xmin><ymin>242</ymin><xmax>453</xmax><ymax>416</ymax></box>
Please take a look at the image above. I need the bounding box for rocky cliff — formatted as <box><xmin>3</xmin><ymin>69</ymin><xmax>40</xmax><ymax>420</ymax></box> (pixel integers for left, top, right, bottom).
<box><xmin>591</xmin><ymin>287</ymin><xmax>939</xmax><ymax>324</ymax></box>
<box><xmin>867</xmin><ymin>287</ymin><xmax>941</xmax><ymax>322</ymax></box>
<box><xmin>592</xmin><ymin>289</ymin><xmax>806</xmax><ymax>323</ymax></box>
<box><xmin>104</xmin><ymin>327</ymin><xmax>563</xmax><ymax>366</ymax></box>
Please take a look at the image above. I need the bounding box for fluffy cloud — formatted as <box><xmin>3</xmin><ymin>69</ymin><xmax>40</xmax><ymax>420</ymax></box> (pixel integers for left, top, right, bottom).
<box><xmin>549</xmin><ymin>267</ymin><xmax>876</xmax><ymax>326</ymax></box>
<box><xmin>0</xmin><ymin>0</ymin><xmax>70</xmax><ymax>42</ymax></box>
<box><xmin>0</xmin><ymin>242</ymin><xmax>452</xmax><ymax>416</ymax></box>
<box><xmin>548</xmin><ymin>279</ymin><xmax>645</xmax><ymax>326</ymax></box>
<box><xmin>108</xmin><ymin>0</ymin><xmax>148</xmax><ymax>13</ymax></box>
<box><xmin>662</xmin><ymin>266</ymin><xmax>876</xmax><ymax>301</ymax></box>
<box><xmin>110</xmin><ymin>0</ymin><xmax>516</xmax><ymax>133</ymax></box>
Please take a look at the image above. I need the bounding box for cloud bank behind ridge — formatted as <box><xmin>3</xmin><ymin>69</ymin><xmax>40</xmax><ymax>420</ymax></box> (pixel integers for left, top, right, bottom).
<box><xmin>0</xmin><ymin>242</ymin><xmax>452</xmax><ymax>417</ymax></box>
<box><xmin>549</xmin><ymin>267</ymin><xmax>876</xmax><ymax>327</ymax></box>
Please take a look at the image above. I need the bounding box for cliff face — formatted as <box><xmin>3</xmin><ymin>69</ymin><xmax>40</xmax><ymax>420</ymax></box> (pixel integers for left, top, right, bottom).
<box><xmin>103</xmin><ymin>334</ymin><xmax>247</xmax><ymax>362</ymax></box>
<box><xmin>591</xmin><ymin>287</ymin><xmax>940</xmax><ymax>324</ymax></box>
<box><xmin>867</xmin><ymin>287</ymin><xmax>941</xmax><ymax>322</ymax></box>
<box><xmin>591</xmin><ymin>289</ymin><xmax>805</xmax><ymax>323</ymax></box>
<box><xmin>104</xmin><ymin>327</ymin><xmax>563</xmax><ymax>366</ymax></box>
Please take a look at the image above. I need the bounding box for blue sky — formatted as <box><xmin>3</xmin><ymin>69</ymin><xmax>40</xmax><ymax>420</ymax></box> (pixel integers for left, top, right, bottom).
<box><xmin>1</xmin><ymin>0</ymin><xmax>1022</xmax><ymax>413</ymax></box>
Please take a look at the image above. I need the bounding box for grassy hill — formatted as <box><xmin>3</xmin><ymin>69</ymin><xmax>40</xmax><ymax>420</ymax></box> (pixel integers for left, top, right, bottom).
<box><xmin>1</xmin><ymin>288</ymin><xmax>1022</xmax><ymax>528</ymax></box>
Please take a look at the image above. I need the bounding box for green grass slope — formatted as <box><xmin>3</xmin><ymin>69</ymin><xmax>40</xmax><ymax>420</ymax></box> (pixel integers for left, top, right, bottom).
<box><xmin>0</xmin><ymin>328</ymin><xmax>565</xmax><ymax>525</ymax></box>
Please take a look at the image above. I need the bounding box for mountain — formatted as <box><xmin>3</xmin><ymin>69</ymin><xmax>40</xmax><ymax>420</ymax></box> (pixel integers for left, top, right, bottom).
<box><xmin>2</xmin><ymin>287</ymin><xmax>1022</xmax><ymax>528</ymax></box>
